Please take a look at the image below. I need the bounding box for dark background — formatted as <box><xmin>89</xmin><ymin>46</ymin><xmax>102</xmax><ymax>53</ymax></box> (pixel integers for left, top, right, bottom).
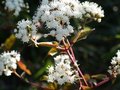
<box><xmin>0</xmin><ymin>0</ymin><xmax>120</xmax><ymax>90</ymax></box>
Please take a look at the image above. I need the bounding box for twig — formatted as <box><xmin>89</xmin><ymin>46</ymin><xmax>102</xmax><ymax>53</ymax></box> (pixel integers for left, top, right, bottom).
<box><xmin>93</xmin><ymin>77</ymin><xmax>110</xmax><ymax>88</ymax></box>
<box><xmin>62</xmin><ymin>38</ymin><xmax>88</xmax><ymax>86</ymax></box>
<box><xmin>31</xmin><ymin>38</ymin><xmax>66</xmax><ymax>51</ymax></box>
<box><xmin>67</xmin><ymin>39</ymin><xmax>88</xmax><ymax>86</ymax></box>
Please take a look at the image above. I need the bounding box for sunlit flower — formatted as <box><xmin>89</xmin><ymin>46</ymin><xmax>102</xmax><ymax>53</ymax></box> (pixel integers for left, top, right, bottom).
<box><xmin>14</xmin><ymin>19</ymin><xmax>37</xmax><ymax>43</ymax></box>
<box><xmin>47</xmin><ymin>54</ymin><xmax>79</xmax><ymax>85</ymax></box>
<box><xmin>108</xmin><ymin>50</ymin><xmax>120</xmax><ymax>77</ymax></box>
<box><xmin>0</xmin><ymin>50</ymin><xmax>20</xmax><ymax>76</ymax></box>
<box><xmin>33</xmin><ymin>0</ymin><xmax>82</xmax><ymax>41</ymax></box>
<box><xmin>81</xmin><ymin>1</ymin><xmax>104</xmax><ymax>22</ymax></box>
<box><xmin>33</xmin><ymin>0</ymin><xmax>104</xmax><ymax>41</ymax></box>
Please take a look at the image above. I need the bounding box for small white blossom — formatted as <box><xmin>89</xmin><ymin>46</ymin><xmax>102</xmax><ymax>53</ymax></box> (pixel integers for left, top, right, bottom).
<box><xmin>108</xmin><ymin>50</ymin><xmax>120</xmax><ymax>77</ymax></box>
<box><xmin>33</xmin><ymin>0</ymin><xmax>83</xmax><ymax>41</ymax></box>
<box><xmin>3</xmin><ymin>0</ymin><xmax>29</xmax><ymax>16</ymax></box>
<box><xmin>0</xmin><ymin>50</ymin><xmax>20</xmax><ymax>76</ymax></box>
<box><xmin>14</xmin><ymin>19</ymin><xmax>37</xmax><ymax>43</ymax></box>
<box><xmin>81</xmin><ymin>1</ymin><xmax>104</xmax><ymax>22</ymax></box>
<box><xmin>33</xmin><ymin>0</ymin><xmax>104</xmax><ymax>41</ymax></box>
<box><xmin>47</xmin><ymin>54</ymin><xmax>79</xmax><ymax>85</ymax></box>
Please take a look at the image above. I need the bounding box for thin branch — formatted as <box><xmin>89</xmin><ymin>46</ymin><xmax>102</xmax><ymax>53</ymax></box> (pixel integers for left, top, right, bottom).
<box><xmin>93</xmin><ymin>77</ymin><xmax>110</xmax><ymax>88</ymax></box>
<box><xmin>62</xmin><ymin>38</ymin><xmax>88</xmax><ymax>87</ymax></box>
<box><xmin>66</xmin><ymin>39</ymin><xmax>88</xmax><ymax>86</ymax></box>
<box><xmin>31</xmin><ymin>38</ymin><xmax>66</xmax><ymax>51</ymax></box>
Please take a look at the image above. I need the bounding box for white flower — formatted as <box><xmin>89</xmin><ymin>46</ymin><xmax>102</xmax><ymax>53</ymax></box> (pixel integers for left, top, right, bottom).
<box><xmin>48</xmin><ymin>66</ymin><xmax>54</xmax><ymax>74</ymax></box>
<box><xmin>47</xmin><ymin>54</ymin><xmax>78</xmax><ymax>85</ymax></box>
<box><xmin>33</xmin><ymin>0</ymin><xmax>104</xmax><ymax>41</ymax></box>
<box><xmin>4</xmin><ymin>69</ymin><xmax>13</xmax><ymax>76</ymax></box>
<box><xmin>81</xmin><ymin>1</ymin><xmax>104</xmax><ymax>22</ymax></box>
<box><xmin>3</xmin><ymin>0</ymin><xmax>29</xmax><ymax>16</ymax></box>
<box><xmin>117</xmin><ymin>50</ymin><xmax>120</xmax><ymax>61</ymax></box>
<box><xmin>0</xmin><ymin>50</ymin><xmax>20</xmax><ymax>76</ymax></box>
<box><xmin>111</xmin><ymin>59</ymin><xmax>117</xmax><ymax>65</ymax></box>
<box><xmin>33</xmin><ymin>0</ymin><xmax>82</xmax><ymax>41</ymax></box>
<box><xmin>108</xmin><ymin>50</ymin><xmax>120</xmax><ymax>77</ymax></box>
<box><xmin>14</xmin><ymin>19</ymin><xmax>37</xmax><ymax>43</ymax></box>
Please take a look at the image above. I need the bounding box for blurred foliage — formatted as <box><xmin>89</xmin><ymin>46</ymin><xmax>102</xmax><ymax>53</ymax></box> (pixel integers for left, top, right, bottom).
<box><xmin>0</xmin><ymin>0</ymin><xmax>120</xmax><ymax>90</ymax></box>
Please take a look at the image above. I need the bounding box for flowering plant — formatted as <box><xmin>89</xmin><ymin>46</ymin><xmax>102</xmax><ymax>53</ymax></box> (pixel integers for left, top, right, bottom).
<box><xmin>0</xmin><ymin>0</ymin><xmax>119</xmax><ymax>90</ymax></box>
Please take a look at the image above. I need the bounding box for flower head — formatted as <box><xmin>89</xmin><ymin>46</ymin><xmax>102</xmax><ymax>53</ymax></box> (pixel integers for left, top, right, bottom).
<box><xmin>3</xmin><ymin>0</ymin><xmax>29</xmax><ymax>16</ymax></box>
<box><xmin>81</xmin><ymin>1</ymin><xmax>104</xmax><ymax>22</ymax></box>
<box><xmin>47</xmin><ymin>54</ymin><xmax>78</xmax><ymax>85</ymax></box>
<box><xmin>14</xmin><ymin>19</ymin><xmax>37</xmax><ymax>43</ymax></box>
<box><xmin>33</xmin><ymin>0</ymin><xmax>104</xmax><ymax>41</ymax></box>
<box><xmin>0</xmin><ymin>50</ymin><xmax>20</xmax><ymax>76</ymax></box>
<box><xmin>33</xmin><ymin>0</ymin><xmax>83</xmax><ymax>41</ymax></box>
<box><xmin>108</xmin><ymin>50</ymin><xmax>120</xmax><ymax>77</ymax></box>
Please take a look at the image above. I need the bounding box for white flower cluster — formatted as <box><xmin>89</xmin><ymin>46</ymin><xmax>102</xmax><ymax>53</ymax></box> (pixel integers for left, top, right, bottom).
<box><xmin>14</xmin><ymin>19</ymin><xmax>37</xmax><ymax>43</ymax></box>
<box><xmin>108</xmin><ymin>50</ymin><xmax>120</xmax><ymax>77</ymax></box>
<box><xmin>3</xmin><ymin>0</ymin><xmax>29</xmax><ymax>16</ymax></box>
<box><xmin>33</xmin><ymin>0</ymin><xmax>104</xmax><ymax>41</ymax></box>
<box><xmin>0</xmin><ymin>51</ymin><xmax>20</xmax><ymax>76</ymax></box>
<box><xmin>81</xmin><ymin>1</ymin><xmax>104</xmax><ymax>22</ymax></box>
<box><xmin>47</xmin><ymin>54</ymin><xmax>78</xmax><ymax>85</ymax></box>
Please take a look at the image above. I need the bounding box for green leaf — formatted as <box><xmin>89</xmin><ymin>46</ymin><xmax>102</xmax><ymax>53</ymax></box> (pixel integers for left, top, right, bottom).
<box><xmin>48</xmin><ymin>48</ymin><xmax>58</xmax><ymax>56</ymax></box>
<box><xmin>115</xmin><ymin>35</ymin><xmax>120</xmax><ymax>39</ymax></box>
<box><xmin>34</xmin><ymin>58</ymin><xmax>53</xmax><ymax>78</ymax></box>
<box><xmin>91</xmin><ymin>74</ymin><xmax>107</xmax><ymax>80</ymax></box>
<box><xmin>71</xmin><ymin>27</ymin><xmax>93</xmax><ymax>43</ymax></box>
<box><xmin>1</xmin><ymin>34</ymin><xmax>16</xmax><ymax>50</ymax></box>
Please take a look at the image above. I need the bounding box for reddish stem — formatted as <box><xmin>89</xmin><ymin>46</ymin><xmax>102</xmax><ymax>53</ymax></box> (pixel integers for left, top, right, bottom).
<box><xmin>93</xmin><ymin>77</ymin><xmax>110</xmax><ymax>88</ymax></box>
<box><xmin>67</xmin><ymin>39</ymin><xmax>88</xmax><ymax>86</ymax></box>
<box><xmin>63</xmin><ymin>39</ymin><xmax>88</xmax><ymax>86</ymax></box>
